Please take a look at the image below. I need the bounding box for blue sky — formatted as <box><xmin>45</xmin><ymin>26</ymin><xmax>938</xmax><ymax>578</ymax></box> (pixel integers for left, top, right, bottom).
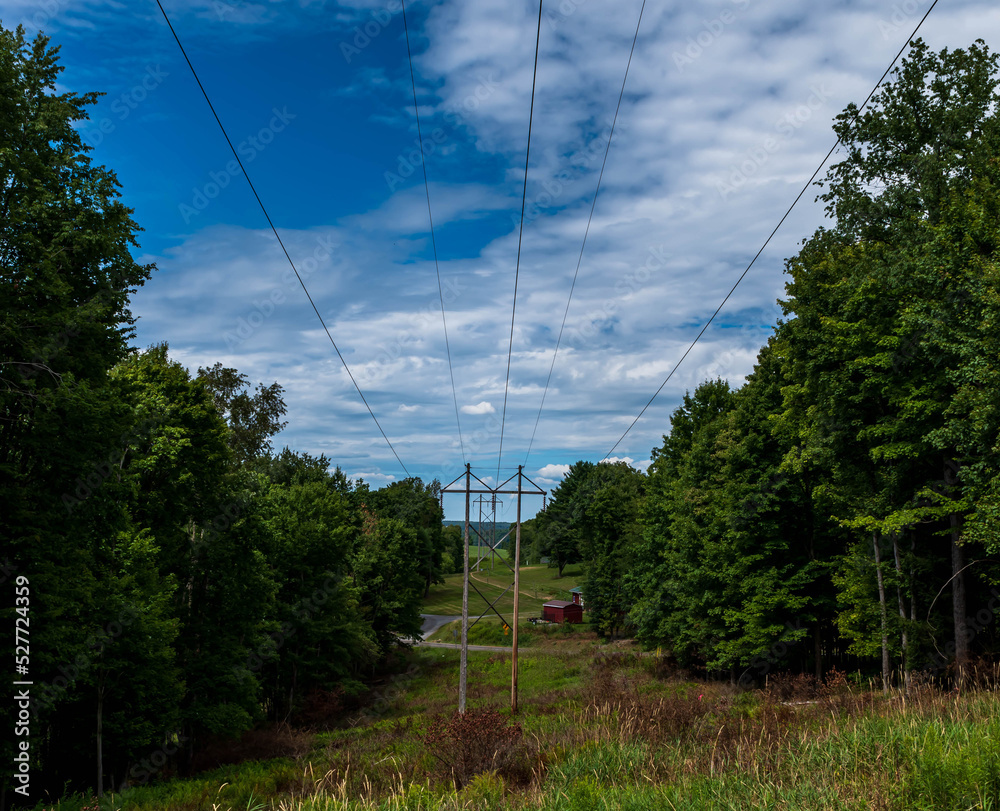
<box><xmin>8</xmin><ymin>0</ymin><xmax>998</xmax><ymax>519</ymax></box>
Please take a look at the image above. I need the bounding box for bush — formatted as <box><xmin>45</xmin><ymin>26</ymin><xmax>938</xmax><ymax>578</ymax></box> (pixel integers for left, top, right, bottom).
<box><xmin>424</xmin><ymin>708</ymin><xmax>525</xmax><ymax>789</ymax></box>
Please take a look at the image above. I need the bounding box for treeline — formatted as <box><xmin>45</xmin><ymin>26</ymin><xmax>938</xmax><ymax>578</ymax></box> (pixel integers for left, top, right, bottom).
<box><xmin>0</xmin><ymin>27</ymin><xmax>450</xmax><ymax>803</ymax></box>
<box><xmin>528</xmin><ymin>40</ymin><xmax>1000</xmax><ymax>687</ymax></box>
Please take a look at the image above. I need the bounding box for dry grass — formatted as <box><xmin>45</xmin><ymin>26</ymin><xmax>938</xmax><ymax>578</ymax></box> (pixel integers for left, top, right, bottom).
<box><xmin>52</xmin><ymin>650</ymin><xmax>1000</xmax><ymax>811</ymax></box>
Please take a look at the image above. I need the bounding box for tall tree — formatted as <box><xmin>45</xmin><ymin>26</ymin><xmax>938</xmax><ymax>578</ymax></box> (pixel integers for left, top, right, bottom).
<box><xmin>629</xmin><ymin>379</ymin><xmax>733</xmax><ymax>662</ymax></box>
<box><xmin>782</xmin><ymin>39</ymin><xmax>1000</xmax><ymax>685</ymax></box>
<box><xmin>0</xmin><ymin>24</ymin><xmax>153</xmax><ymax>802</ymax></box>
<box><xmin>365</xmin><ymin>477</ymin><xmax>446</xmax><ymax>598</ymax></box>
<box><xmin>576</xmin><ymin>462</ymin><xmax>645</xmax><ymax>640</ymax></box>
<box><xmin>197</xmin><ymin>363</ymin><xmax>287</xmax><ymax>466</ymax></box>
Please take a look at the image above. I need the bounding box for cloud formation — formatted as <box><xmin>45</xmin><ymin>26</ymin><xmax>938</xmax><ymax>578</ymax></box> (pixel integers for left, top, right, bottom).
<box><xmin>40</xmin><ymin>0</ymin><xmax>998</xmax><ymax>515</ymax></box>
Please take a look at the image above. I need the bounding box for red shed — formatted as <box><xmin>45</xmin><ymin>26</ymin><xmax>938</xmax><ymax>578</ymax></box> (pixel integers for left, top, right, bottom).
<box><xmin>542</xmin><ymin>600</ymin><xmax>583</xmax><ymax>624</ymax></box>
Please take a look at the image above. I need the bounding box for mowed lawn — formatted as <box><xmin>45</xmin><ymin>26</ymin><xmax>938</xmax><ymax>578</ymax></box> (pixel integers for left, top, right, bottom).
<box><xmin>422</xmin><ymin>564</ymin><xmax>584</xmax><ymax>617</ymax></box>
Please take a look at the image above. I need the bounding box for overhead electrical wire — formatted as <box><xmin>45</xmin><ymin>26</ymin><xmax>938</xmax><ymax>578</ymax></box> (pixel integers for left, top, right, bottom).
<box><xmin>523</xmin><ymin>0</ymin><xmax>646</xmax><ymax>467</ymax></box>
<box><xmin>153</xmin><ymin>0</ymin><xmax>410</xmax><ymax>476</ymax></box>
<box><xmin>603</xmin><ymin>0</ymin><xmax>941</xmax><ymax>461</ymax></box>
<box><xmin>496</xmin><ymin>0</ymin><xmax>544</xmax><ymax>483</ymax></box>
<box><xmin>400</xmin><ymin>0</ymin><xmax>468</xmax><ymax>465</ymax></box>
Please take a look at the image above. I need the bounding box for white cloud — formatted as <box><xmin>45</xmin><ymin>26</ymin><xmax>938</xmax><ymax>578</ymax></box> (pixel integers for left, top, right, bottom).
<box><xmin>349</xmin><ymin>471</ymin><xmax>396</xmax><ymax>488</ymax></box>
<box><xmin>536</xmin><ymin>463</ymin><xmax>570</xmax><ymax>480</ymax></box>
<box><xmin>461</xmin><ymin>401</ymin><xmax>496</xmax><ymax>415</ymax></box>
<box><xmin>102</xmin><ymin>0</ymin><xmax>997</xmax><ymax>515</ymax></box>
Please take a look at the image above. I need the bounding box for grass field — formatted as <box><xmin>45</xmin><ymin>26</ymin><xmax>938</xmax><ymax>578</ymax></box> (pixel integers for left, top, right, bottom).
<box><xmin>426</xmin><ymin>615</ymin><xmax>596</xmax><ymax>649</ymax></box>
<box><xmin>40</xmin><ymin>650</ymin><xmax>1000</xmax><ymax>811</ymax></box>
<box><xmin>421</xmin><ymin>564</ymin><xmax>584</xmax><ymax>617</ymax></box>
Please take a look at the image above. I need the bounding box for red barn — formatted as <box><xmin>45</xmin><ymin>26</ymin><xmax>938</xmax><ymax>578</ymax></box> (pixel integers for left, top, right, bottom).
<box><xmin>542</xmin><ymin>600</ymin><xmax>583</xmax><ymax>624</ymax></box>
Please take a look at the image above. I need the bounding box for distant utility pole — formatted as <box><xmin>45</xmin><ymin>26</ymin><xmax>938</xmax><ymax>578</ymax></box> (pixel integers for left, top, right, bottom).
<box><xmin>442</xmin><ymin>465</ymin><xmax>545</xmax><ymax>713</ymax></box>
<box><xmin>472</xmin><ymin>493</ymin><xmax>502</xmax><ymax>570</ymax></box>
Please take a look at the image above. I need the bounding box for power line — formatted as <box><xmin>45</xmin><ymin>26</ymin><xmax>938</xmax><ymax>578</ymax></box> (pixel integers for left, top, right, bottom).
<box><xmin>524</xmin><ymin>0</ymin><xmax>646</xmax><ymax>467</ymax></box>
<box><xmin>400</xmin><ymin>0</ymin><xmax>467</xmax><ymax>465</ymax></box>
<box><xmin>153</xmin><ymin>0</ymin><xmax>410</xmax><ymax>476</ymax></box>
<box><xmin>497</xmin><ymin>0</ymin><xmax>544</xmax><ymax>482</ymax></box>
<box><xmin>604</xmin><ymin>0</ymin><xmax>941</xmax><ymax>461</ymax></box>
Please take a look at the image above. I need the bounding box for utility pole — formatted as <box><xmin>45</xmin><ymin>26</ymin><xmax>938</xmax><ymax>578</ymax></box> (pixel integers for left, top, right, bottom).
<box><xmin>511</xmin><ymin>465</ymin><xmax>523</xmax><ymax>711</ymax></box>
<box><xmin>460</xmin><ymin>463</ymin><xmax>470</xmax><ymax>713</ymax></box>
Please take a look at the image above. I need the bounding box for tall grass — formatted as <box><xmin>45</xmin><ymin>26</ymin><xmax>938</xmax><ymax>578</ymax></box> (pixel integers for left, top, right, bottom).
<box><xmin>36</xmin><ymin>654</ymin><xmax>1000</xmax><ymax>811</ymax></box>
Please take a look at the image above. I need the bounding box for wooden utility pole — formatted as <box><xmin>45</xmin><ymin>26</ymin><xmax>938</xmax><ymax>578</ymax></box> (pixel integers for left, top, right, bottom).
<box><xmin>511</xmin><ymin>465</ymin><xmax>523</xmax><ymax>711</ymax></box>
<box><xmin>460</xmin><ymin>463</ymin><xmax>470</xmax><ymax>713</ymax></box>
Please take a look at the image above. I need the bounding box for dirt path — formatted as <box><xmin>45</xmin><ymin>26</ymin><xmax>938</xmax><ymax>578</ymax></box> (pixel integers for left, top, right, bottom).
<box><xmin>419</xmin><ymin>613</ymin><xmax>462</xmax><ymax>640</ymax></box>
<box><xmin>417</xmin><ymin>641</ymin><xmax>512</xmax><ymax>653</ymax></box>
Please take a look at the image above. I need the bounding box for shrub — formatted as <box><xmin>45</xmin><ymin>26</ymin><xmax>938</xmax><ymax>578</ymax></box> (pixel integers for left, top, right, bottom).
<box><xmin>424</xmin><ymin>708</ymin><xmax>525</xmax><ymax>789</ymax></box>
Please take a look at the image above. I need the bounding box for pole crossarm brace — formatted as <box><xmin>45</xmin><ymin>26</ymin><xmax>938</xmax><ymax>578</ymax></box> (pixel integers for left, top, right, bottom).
<box><xmin>468</xmin><ymin>580</ymin><xmax>514</xmax><ymax>628</ymax></box>
<box><xmin>496</xmin><ymin>469</ymin><xmax>547</xmax><ymax>496</ymax></box>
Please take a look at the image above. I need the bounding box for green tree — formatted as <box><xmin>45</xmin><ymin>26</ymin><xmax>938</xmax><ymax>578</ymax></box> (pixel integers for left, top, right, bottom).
<box><xmin>629</xmin><ymin>379</ymin><xmax>733</xmax><ymax>663</ymax></box>
<box><xmin>113</xmin><ymin>346</ymin><xmax>275</xmax><ymax>767</ymax></box>
<box><xmin>351</xmin><ymin>511</ymin><xmax>425</xmax><ymax>656</ymax></box>
<box><xmin>576</xmin><ymin>462</ymin><xmax>645</xmax><ymax>640</ymax></box>
<box><xmin>197</xmin><ymin>363</ymin><xmax>287</xmax><ymax>466</ymax></box>
<box><xmin>256</xmin><ymin>461</ymin><xmax>375</xmax><ymax>721</ymax></box>
<box><xmin>366</xmin><ymin>477</ymin><xmax>446</xmax><ymax>598</ymax></box>
<box><xmin>0</xmin><ymin>23</ymin><xmax>153</xmax><ymax>801</ymax></box>
<box><xmin>536</xmin><ymin>461</ymin><xmax>593</xmax><ymax>577</ymax></box>
<box><xmin>781</xmin><ymin>38</ymin><xmax>1000</xmax><ymax>685</ymax></box>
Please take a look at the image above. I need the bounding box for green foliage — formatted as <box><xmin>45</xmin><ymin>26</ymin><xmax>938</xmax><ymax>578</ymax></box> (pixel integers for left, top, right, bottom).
<box><xmin>364</xmin><ymin>477</ymin><xmax>447</xmax><ymax>598</ymax></box>
<box><xmin>0</xmin><ymin>21</ymin><xmax>156</xmax><ymax>798</ymax></box>
<box><xmin>197</xmin><ymin>363</ymin><xmax>288</xmax><ymax>466</ymax></box>
<box><xmin>628</xmin><ymin>38</ymin><xmax>1000</xmax><ymax>685</ymax></box>
<box><xmin>533</xmin><ymin>460</ymin><xmax>645</xmax><ymax>639</ymax></box>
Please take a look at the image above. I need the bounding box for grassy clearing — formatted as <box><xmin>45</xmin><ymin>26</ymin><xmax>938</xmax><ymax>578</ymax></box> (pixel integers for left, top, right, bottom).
<box><xmin>421</xmin><ymin>565</ymin><xmax>583</xmax><ymax>617</ymax></box>
<box><xmin>421</xmin><ymin>572</ymin><xmax>516</xmax><ymax>616</ymax></box>
<box><xmin>35</xmin><ymin>653</ymin><xmax>1000</xmax><ymax>811</ymax></box>
<box><xmin>426</xmin><ymin>616</ymin><xmax>596</xmax><ymax>650</ymax></box>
